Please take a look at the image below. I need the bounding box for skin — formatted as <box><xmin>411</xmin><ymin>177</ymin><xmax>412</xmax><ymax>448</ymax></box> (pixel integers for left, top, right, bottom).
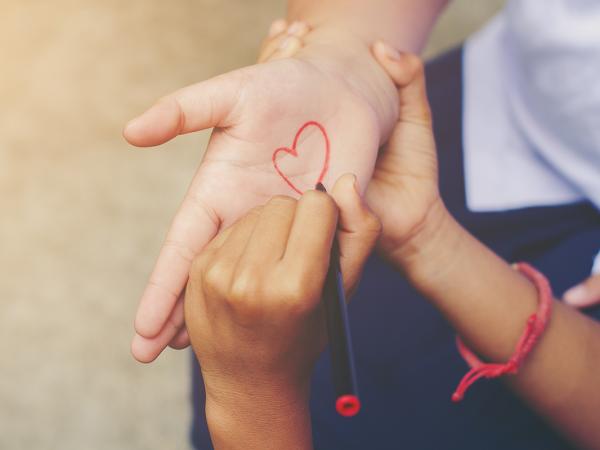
<box><xmin>185</xmin><ymin>173</ymin><xmax>381</xmax><ymax>450</ymax></box>
<box><xmin>190</xmin><ymin>32</ymin><xmax>600</xmax><ymax>448</ymax></box>
<box><xmin>124</xmin><ymin>0</ymin><xmax>448</xmax><ymax>363</ymax></box>
<box><xmin>564</xmin><ymin>273</ymin><xmax>600</xmax><ymax>309</ymax></box>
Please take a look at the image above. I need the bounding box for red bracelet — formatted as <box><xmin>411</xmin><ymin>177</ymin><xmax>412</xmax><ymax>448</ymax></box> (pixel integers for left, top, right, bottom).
<box><xmin>451</xmin><ymin>262</ymin><xmax>553</xmax><ymax>402</ymax></box>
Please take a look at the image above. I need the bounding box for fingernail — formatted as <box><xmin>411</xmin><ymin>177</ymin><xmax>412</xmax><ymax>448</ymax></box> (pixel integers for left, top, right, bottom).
<box><xmin>268</xmin><ymin>19</ymin><xmax>287</xmax><ymax>37</ymax></box>
<box><xmin>564</xmin><ymin>285</ymin><xmax>588</xmax><ymax>305</ymax></box>
<box><xmin>376</xmin><ymin>40</ymin><xmax>401</xmax><ymax>61</ymax></box>
<box><xmin>287</xmin><ymin>21</ymin><xmax>307</xmax><ymax>36</ymax></box>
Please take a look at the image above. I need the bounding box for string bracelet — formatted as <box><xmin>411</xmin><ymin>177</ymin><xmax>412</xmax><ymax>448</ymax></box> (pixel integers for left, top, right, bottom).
<box><xmin>452</xmin><ymin>262</ymin><xmax>553</xmax><ymax>402</ymax></box>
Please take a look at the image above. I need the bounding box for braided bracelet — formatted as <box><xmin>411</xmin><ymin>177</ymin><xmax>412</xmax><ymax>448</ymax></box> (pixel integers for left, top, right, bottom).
<box><xmin>452</xmin><ymin>262</ymin><xmax>553</xmax><ymax>402</ymax></box>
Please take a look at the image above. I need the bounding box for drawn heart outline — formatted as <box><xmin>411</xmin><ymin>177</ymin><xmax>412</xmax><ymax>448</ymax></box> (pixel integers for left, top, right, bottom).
<box><xmin>272</xmin><ymin>121</ymin><xmax>330</xmax><ymax>195</ymax></box>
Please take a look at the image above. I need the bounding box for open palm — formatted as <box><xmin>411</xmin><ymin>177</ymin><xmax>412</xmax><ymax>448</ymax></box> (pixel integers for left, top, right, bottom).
<box><xmin>126</xmin><ymin>49</ymin><xmax>396</xmax><ymax>362</ymax></box>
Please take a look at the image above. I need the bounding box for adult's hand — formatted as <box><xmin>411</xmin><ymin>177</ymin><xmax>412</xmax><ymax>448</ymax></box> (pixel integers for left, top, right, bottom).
<box><xmin>125</xmin><ymin>24</ymin><xmax>398</xmax><ymax>362</ymax></box>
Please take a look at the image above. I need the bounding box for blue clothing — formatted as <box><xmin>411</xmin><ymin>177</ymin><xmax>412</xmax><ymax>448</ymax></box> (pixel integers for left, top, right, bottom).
<box><xmin>190</xmin><ymin>47</ymin><xmax>600</xmax><ymax>450</ymax></box>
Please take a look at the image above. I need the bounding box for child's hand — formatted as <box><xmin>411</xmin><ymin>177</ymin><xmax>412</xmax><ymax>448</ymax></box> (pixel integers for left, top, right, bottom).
<box><xmin>125</xmin><ymin>22</ymin><xmax>398</xmax><ymax>362</ymax></box>
<box><xmin>564</xmin><ymin>272</ymin><xmax>600</xmax><ymax>308</ymax></box>
<box><xmin>366</xmin><ymin>42</ymin><xmax>446</xmax><ymax>263</ymax></box>
<box><xmin>258</xmin><ymin>30</ymin><xmax>446</xmax><ymax>269</ymax></box>
<box><xmin>257</xmin><ymin>19</ymin><xmax>311</xmax><ymax>63</ymax></box>
<box><xmin>184</xmin><ymin>174</ymin><xmax>379</xmax><ymax>447</ymax></box>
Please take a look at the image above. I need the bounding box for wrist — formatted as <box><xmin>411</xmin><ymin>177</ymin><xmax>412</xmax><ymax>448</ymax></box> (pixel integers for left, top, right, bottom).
<box><xmin>386</xmin><ymin>200</ymin><xmax>466</xmax><ymax>290</ymax></box>
<box><xmin>205</xmin><ymin>381</ymin><xmax>312</xmax><ymax>450</ymax></box>
<box><xmin>287</xmin><ymin>0</ymin><xmax>442</xmax><ymax>53</ymax></box>
<box><xmin>203</xmin><ymin>374</ymin><xmax>311</xmax><ymax>409</ymax></box>
<box><xmin>297</xmin><ymin>24</ymin><xmax>399</xmax><ymax>141</ymax></box>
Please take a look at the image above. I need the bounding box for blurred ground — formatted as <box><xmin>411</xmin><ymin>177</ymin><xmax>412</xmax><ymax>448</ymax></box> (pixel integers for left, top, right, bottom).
<box><xmin>0</xmin><ymin>1</ymin><xmax>503</xmax><ymax>449</ymax></box>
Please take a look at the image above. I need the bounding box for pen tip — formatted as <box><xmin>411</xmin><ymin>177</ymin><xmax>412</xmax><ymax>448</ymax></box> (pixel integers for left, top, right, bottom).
<box><xmin>315</xmin><ymin>182</ymin><xmax>327</xmax><ymax>192</ymax></box>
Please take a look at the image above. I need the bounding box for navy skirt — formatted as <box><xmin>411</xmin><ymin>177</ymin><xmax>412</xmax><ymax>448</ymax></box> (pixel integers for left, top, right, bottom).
<box><xmin>190</xmin><ymin>47</ymin><xmax>600</xmax><ymax>450</ymax></box>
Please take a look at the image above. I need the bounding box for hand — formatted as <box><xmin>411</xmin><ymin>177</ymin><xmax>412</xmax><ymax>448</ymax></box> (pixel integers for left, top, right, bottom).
<box><xmin>125</xmin><ymin>23</ymin><xmax>397</xmax><ymax>362</ymax></box>
<box><xmin>365</xmin><ymin>42</ymin><xmax>446</xmax><ymax>260</ymax></box>
<box><xmin>564</xmin><ymin>272</ymin><xmax>600</xmax><ymax>308</ymax></box>
<box><xmin>260</xmin><ymin>28</ymin><xmax>447</xmax><ymax>264</ymax></box>
<box><xmin>184</xmin><ymin>174</ymin><xmax>380</xmax><ymax>448</ymax></box>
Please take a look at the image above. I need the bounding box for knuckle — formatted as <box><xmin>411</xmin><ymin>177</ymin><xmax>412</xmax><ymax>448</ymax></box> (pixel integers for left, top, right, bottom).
<box><xmin>267</xmin><ymin>195</ymin><xmax>296</xmax><ymax>209</ymax></box>
<box><xmin>228</xmin><ymin>268</ymin><xmax>260</xmax><ymax>304</ymax></box>
<box><xmin>246</xmin><ymin>205</ymin><xmax>264</xmax><ymax>220</ymax></box>
<box><xmin>266</xmin><ymin>195</ymin><xmax>297</xmax><ymax>220</ymax></box>
<box><xmin>224</xmin><ymin>267</ymin><xmax>266</xmax><ymax>322</ymax></box>
<box><xmin>202</xmin><ymin>261</ymin><xmax>229</xmax><ymax>297</ymax></box>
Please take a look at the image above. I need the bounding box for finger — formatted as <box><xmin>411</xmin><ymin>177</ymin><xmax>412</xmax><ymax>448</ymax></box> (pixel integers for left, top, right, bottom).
<box><xmin>202</xmin><ymin>218</ymin><xmax>239</xmax><ymax>253</ymax></box>
<box><xmin>190</xmin><ymin>206</ymin><xmax>258</xmax><ymax>266</ymax></box>
<box><xmin>123</xmin><ymin>71</ymin><xmax>243</xmax><ymax>147</ymax></box>
<box><xmin>258</xmin><ymin>19</ymin><xmax>288</xmax><ymax>62</ymax></box>
<box><xmin>372</xmin><ymin>41</ymin><xmax>431</xmax><ymax>126</ymax></box>
<box><xmin>131</xmin><ymin>296</ymin><xmax>185</xmax><ymax>363</ymax></box>
<box><xmin>330</xmin><ymin>174</ymin><xmax>381</xmax><ymax>294</ymax></box>
<box><xmin>370</xmin><ymin>41</ymin><xmax>437</xmax><ymax>186</ymax></box>
<box><xmin>258</xmin><ymin>21</ymin><xmax>309</xmax><ymax>63</ymax></box>
<box><xmin>209</xmin><ymin>206</ymin><xmax>262</xmax><ymax>281</ymax></box>
<box><xmin>271</xmin><ymin>21</ymin><xmax>310</xmax><ymax>61</ymax></box>
<box><xmin>267</xmin><ymin>18</ymin><xmax>288</xmax><ymax>38</ymax></box>
<box><xmin>283</xmin><ymin>188</ymin><xmax>338</xmax><ymax>279</ymax></box>
<box><xmin>169</xmin><ymin>326</ymin><xmax>190</xmax><ymax>350</ymax></box>
<box><xmin>134</xmin><ymin>194</ymin><xmax>219</xmax><ymax>338</ymax></box>
<box><xmin>237</xmin><ymin>196</ymin><xmax>297</xmax><ymax>268</ymax></box>
<box><xmin>268</xmin><ymin>35</ymin><xmax>304</xmax><ymax>61</ymax></box>
<box><xmin>564</xmin><ymin>274</ymin><xmax>600</xmax><ymax>308</ymax></box>
<box><xmin>258</xmin><ymin>35</ymin><xmax>303</xmax><ymax>63</ymax></box>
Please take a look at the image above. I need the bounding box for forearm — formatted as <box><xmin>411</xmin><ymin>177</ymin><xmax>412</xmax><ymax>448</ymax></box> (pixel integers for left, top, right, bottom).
<box><xmin>277</xmin><ymin>1</ymin><xmax>446</xmax><ymax>144</ymax></box>
<box><xmin>393</xmin><ymin>207</ymin><xmax>600</xmax><ymax>448</ymax></box>
<box><xmin>205</xmin><ymin>381</ymin><xmax>313</xmax><ymax>450</ymax></box>
<box><xmin>287</xmin><ymin>0</ymin><xmax>448</xmax><ymax>53</ymax></box>
<box><xmin>282</xmin><ymin>0</ymin><xmax>447</xmax><ymax>140</ymax></box>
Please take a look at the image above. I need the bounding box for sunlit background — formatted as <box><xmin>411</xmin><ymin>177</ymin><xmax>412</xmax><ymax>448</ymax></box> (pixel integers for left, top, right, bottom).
<box><xmin>0</xmin><ymin>1</ymin><xmax>504</xmax><ymax>448</ymax></box>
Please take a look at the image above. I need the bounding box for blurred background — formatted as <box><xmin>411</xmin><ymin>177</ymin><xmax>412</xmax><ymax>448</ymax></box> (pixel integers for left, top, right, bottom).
<box><xmin>0</xmin><ymin>1</ymin><xmax>504</xmax><ymax>448</ymax></box>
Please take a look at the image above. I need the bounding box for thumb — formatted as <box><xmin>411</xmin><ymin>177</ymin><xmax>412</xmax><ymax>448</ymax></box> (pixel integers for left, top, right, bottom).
<box><xmin>564</xmin><ymin>273</ymin><xmax>600</xmax><ymax>308</ymax></box>
<box><xmin>370</xmin><ymin>41</ymin><xmax>438</xmax><ymax>185</ymax></box>
<box><xmin>123</xmin><ymin>70</ymin><xmax>243</xmax><ymax>147</ymax></box>
<box><xmin>330</xmin><ymin>173</ymin><xmax>382</xmax><ymax>294</ymax></box>
<box><xmin>372</xmin><ymin>41</ymin><xmax>432</xmax><ymax>128</ymax></box>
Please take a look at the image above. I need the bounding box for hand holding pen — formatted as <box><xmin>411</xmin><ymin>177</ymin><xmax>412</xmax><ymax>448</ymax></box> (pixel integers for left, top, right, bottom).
<box><xmin>184</xmin><ymin>173</ymin><xmax>380</xmax><ymax>449</ymax></box>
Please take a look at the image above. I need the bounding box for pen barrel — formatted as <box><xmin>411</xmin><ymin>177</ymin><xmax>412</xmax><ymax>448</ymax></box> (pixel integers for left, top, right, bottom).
<box><xmin>322</xmin><ymin>254</ymin><xmax>358</xmax><ymax>403</ymax></box>
<box><xmin>314</xmin><ymin>183</ymin><xmax>360</xmax><ymax>416</ymax></box>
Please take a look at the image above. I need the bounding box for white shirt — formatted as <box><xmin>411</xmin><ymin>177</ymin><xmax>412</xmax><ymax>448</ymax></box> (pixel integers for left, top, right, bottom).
<box><xmin>463</xmin><ymin>0</ymin><xmax>600</xmax><ymax>273</ymax></box>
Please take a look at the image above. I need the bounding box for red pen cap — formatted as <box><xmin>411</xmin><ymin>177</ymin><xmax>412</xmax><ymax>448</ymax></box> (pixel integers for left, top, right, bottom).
<box><xmin>335</xmin><ymin>395</ymin><xmax>361</xmax><ymax>417</ymax></box>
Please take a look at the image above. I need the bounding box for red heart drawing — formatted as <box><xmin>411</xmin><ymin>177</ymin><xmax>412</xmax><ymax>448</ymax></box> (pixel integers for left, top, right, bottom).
<box><xmin>272</xmin><ymin>121</ymin><xmax>330</xmax><ymax>195</ymax></box>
